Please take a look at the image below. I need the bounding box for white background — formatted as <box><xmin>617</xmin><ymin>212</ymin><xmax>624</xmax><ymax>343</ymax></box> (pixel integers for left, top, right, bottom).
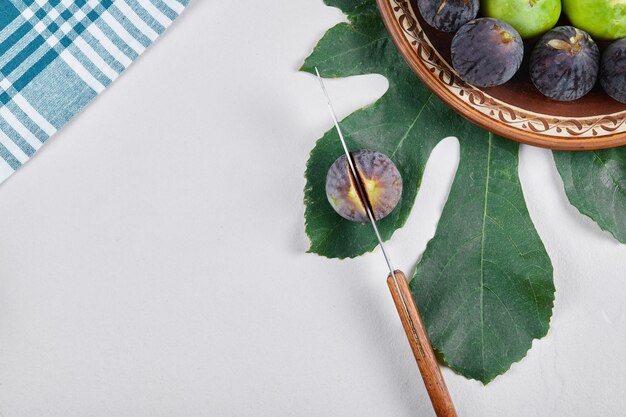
<box><xmin>0</xmin><ymin>1</ymin><xmax>625</xmax><ymax>416</ymax></box>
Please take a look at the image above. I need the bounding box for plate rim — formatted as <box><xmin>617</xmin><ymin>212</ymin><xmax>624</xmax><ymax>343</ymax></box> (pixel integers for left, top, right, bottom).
<box><xmin>376</xmin><ymin>0</ymin><xmax>626</xmax><ymax>150</ymax></box>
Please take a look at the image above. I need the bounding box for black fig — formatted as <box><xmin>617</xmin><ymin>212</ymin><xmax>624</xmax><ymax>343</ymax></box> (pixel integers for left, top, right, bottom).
<box><xmin>530</xmin><ymin>26</ymin><xmax>600</xmax><ymax>101</ymax></box>
<box><xmin>600</xmin><ymin>38</ymin><xmax>626</xmax><ymax>104</ymax></box>
<box><xmin>451</xmin><ymin>18</ymin><xmax>524</xmax><ymax>88</ymax></box>
<box><xmin>418</xmin><ymin>0</ymin><xmax>479</xmax><ymax>32</ymax></box>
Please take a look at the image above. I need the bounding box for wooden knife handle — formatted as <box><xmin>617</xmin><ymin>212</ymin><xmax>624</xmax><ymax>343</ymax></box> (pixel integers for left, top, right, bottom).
<box><xmin>387</xmin><ymin>271</ymin><xmax>457</xmax><ymax>417</ymax></box>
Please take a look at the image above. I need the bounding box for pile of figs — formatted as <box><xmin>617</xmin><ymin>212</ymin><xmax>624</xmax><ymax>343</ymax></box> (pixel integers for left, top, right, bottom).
<box><xmin>417</xmin><ymin>0</ymin><xmax>626</xmax><ymax>103</ymax></box>
<box><xmin>323</xmin><ymin>1</ymin><xmax>625</xmax><ymax>223</ymax></box>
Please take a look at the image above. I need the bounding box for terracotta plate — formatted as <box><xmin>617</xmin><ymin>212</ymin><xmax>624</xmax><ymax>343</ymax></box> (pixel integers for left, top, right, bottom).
<box><xmin>376</xmin><ymin>0</ymin><xmax>626</xmax><ymax>150</ymax></box>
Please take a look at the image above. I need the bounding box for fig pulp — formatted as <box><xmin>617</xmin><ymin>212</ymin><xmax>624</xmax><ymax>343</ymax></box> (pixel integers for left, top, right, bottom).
<box><xmin>326</xmin><ymin>150</ymin><xmax>402</xmax><ymax>223</ymax></box>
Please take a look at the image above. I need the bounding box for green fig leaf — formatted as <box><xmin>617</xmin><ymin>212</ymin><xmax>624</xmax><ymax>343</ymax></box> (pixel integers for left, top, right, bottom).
<box><xmin>301</xmin><ymin>0</ymin><xmax>466</xmax><ymax>258</ymax></box>
<box><xmin>411</xmin><ymin>134</ymin><xmax>554</xmax><ymax>383</ymax></box>
<box><xmin>301</xmin><ymin>0</ymin><xmax>555</xmax><ymax>383</ymax></box>
<box><xmin>553</xmin><ymin>148</ymin><xmax>626</xmax><ymax>243</ymax></box>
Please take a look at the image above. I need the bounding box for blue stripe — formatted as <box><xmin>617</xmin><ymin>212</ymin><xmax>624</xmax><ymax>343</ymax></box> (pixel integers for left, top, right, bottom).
<box><xmin>0</xmin><ymin>2</ymin><xmax>20</xmax><ymax>30</ymax></box>
<box><xmin>151</xmin><ymin>0</ymin><xmax>177</xmax><ymax>20</ymax></box>
<box><xmin>126</xmin><ymin>0</ymin><xmax>166</xmax><ymax>34</ymax></box>
<box><xmin>81</xmin><ymin>30</ymin><xmax>125</xmax><ymax>73</ymax></box>
<box><xmin>0</xmin><ymin>21</ymin><xmax>31</xmax><ymax>58</ymax></box>
<box><xmin>1</xmin><ymin>33</ymin><xmax>45</xmax><ymax>75</ymax></box>
<box><xmin>67</xmin><ymin>45</ymin><xmax>112</xmax><ymax>87</ymax></box>
<box><xmin>12</xmin><ymin>49</ymin><xmax>58</xmax><ymax>91</ymax></box>
<box><xmin>110</xmin><ymin>6</ymin><xmax>151</xmax><ymax>47</ymax></box>
<box><xmin>0</xmin><ymin>122</ymin><xmax>36</xmax><ymax>157</ymax></box>
<box><xmin>0</xmin><ymin>142</ymin><xmax>22</xmax><ymax>170</ymax></box>
<box><xmin>19</xmin><ymin>58</ymin><xmax>97</xmax><ymax>128</ymax></box>
<box><xmin>5</xmin><ymin>101</ymin><xmax>48</xmax><ymax>142</ymax></box>
<box><xmin>95</xmin><ymin>18</ymin><xmax>139</xmax><ymax>60</ymax></box>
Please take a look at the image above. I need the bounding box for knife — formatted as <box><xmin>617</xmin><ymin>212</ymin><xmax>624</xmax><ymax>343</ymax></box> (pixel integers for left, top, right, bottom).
<box><xmin>315</xmin><ymin>68</ymin><xmax>458</xmax><ymax>417</ymax></box>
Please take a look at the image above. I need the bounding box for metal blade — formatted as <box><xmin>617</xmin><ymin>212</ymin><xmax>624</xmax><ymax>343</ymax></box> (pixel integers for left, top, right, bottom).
<box><xmin>314</xmin><ymin>67</ymin><xmax>424</xmax><ymax>359</ymax></box>
<box><xmin>314</xmin><ymin>67</ymin><xmax>397</xmax><ymax>277</ymax></box>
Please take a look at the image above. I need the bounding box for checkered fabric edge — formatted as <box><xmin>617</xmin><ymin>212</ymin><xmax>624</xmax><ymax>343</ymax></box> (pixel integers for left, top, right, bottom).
<box><xmin>0</xmin><ymin>0</ymin><xmax>189</xmax><ymax>184</ymax></box>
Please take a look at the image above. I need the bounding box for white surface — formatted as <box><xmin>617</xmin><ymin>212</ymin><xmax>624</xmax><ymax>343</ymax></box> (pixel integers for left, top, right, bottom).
<box><xmin>0</xmin><ymin>1</ymin><xmax>625</xmax><ymax>416</ymax></box>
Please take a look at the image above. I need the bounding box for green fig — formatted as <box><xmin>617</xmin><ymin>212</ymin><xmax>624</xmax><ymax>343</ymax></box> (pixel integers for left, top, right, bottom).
<box><xmin>563</xmin><ymin>0</ymin><xmax>626</xmax><ymax>41</ymax></box>
<box><xmin>481</xmin><ymin>0</ymin><xmax>561</xmax><ymax>39</ymax></box>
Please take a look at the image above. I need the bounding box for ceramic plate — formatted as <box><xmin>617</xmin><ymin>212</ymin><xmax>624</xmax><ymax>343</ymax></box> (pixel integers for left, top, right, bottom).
<box><xmin>377</xmin><ymin>0</ymin><xmax>626</xmax><ymax>150</ymax></box>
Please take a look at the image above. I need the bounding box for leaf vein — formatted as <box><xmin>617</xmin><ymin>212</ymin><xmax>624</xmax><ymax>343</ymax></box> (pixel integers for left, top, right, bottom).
<box><xmin>479</xmin><ymin>133</ymin><xmax>493</xmax><ymax>381</ymax></box>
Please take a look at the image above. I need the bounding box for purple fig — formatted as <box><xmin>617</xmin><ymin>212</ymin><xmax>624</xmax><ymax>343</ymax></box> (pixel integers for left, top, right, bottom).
<box><xmin>326</xmin><ymin>150</ymin><xmax>402</xmax><ymax>223</ymax></box>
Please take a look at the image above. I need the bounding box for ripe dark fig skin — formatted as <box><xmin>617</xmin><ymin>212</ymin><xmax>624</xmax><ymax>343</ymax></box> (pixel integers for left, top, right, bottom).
<box><xmin>451</xmin><ymin>18</ymin><xmax>524</xmax><ymax>87</ymax></box>
<box><xmin>418</xmin><ymin>0</ymin><xmax>479</xmax><ymax>32</ymax></box>
<box><xmin>600</xmin><ymin>38</ymin><xmax>626</xmax><ymax>104</ymax></box>
<box><xmin>326</xmin><ymin>150</ymin><xmax>402</xmax><ymax>223</ymax></box>
<box><xmin>530</xmin><ymin>26</ymin><xmax>600</xmax><ymax>101</ymax></box>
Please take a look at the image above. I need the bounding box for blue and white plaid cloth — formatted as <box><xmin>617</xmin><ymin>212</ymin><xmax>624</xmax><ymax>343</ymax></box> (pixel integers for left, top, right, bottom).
<box><xmin>0</xmin><ymin>0</ymin><xmax>188</xmax><ymax>183</ymax></box>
